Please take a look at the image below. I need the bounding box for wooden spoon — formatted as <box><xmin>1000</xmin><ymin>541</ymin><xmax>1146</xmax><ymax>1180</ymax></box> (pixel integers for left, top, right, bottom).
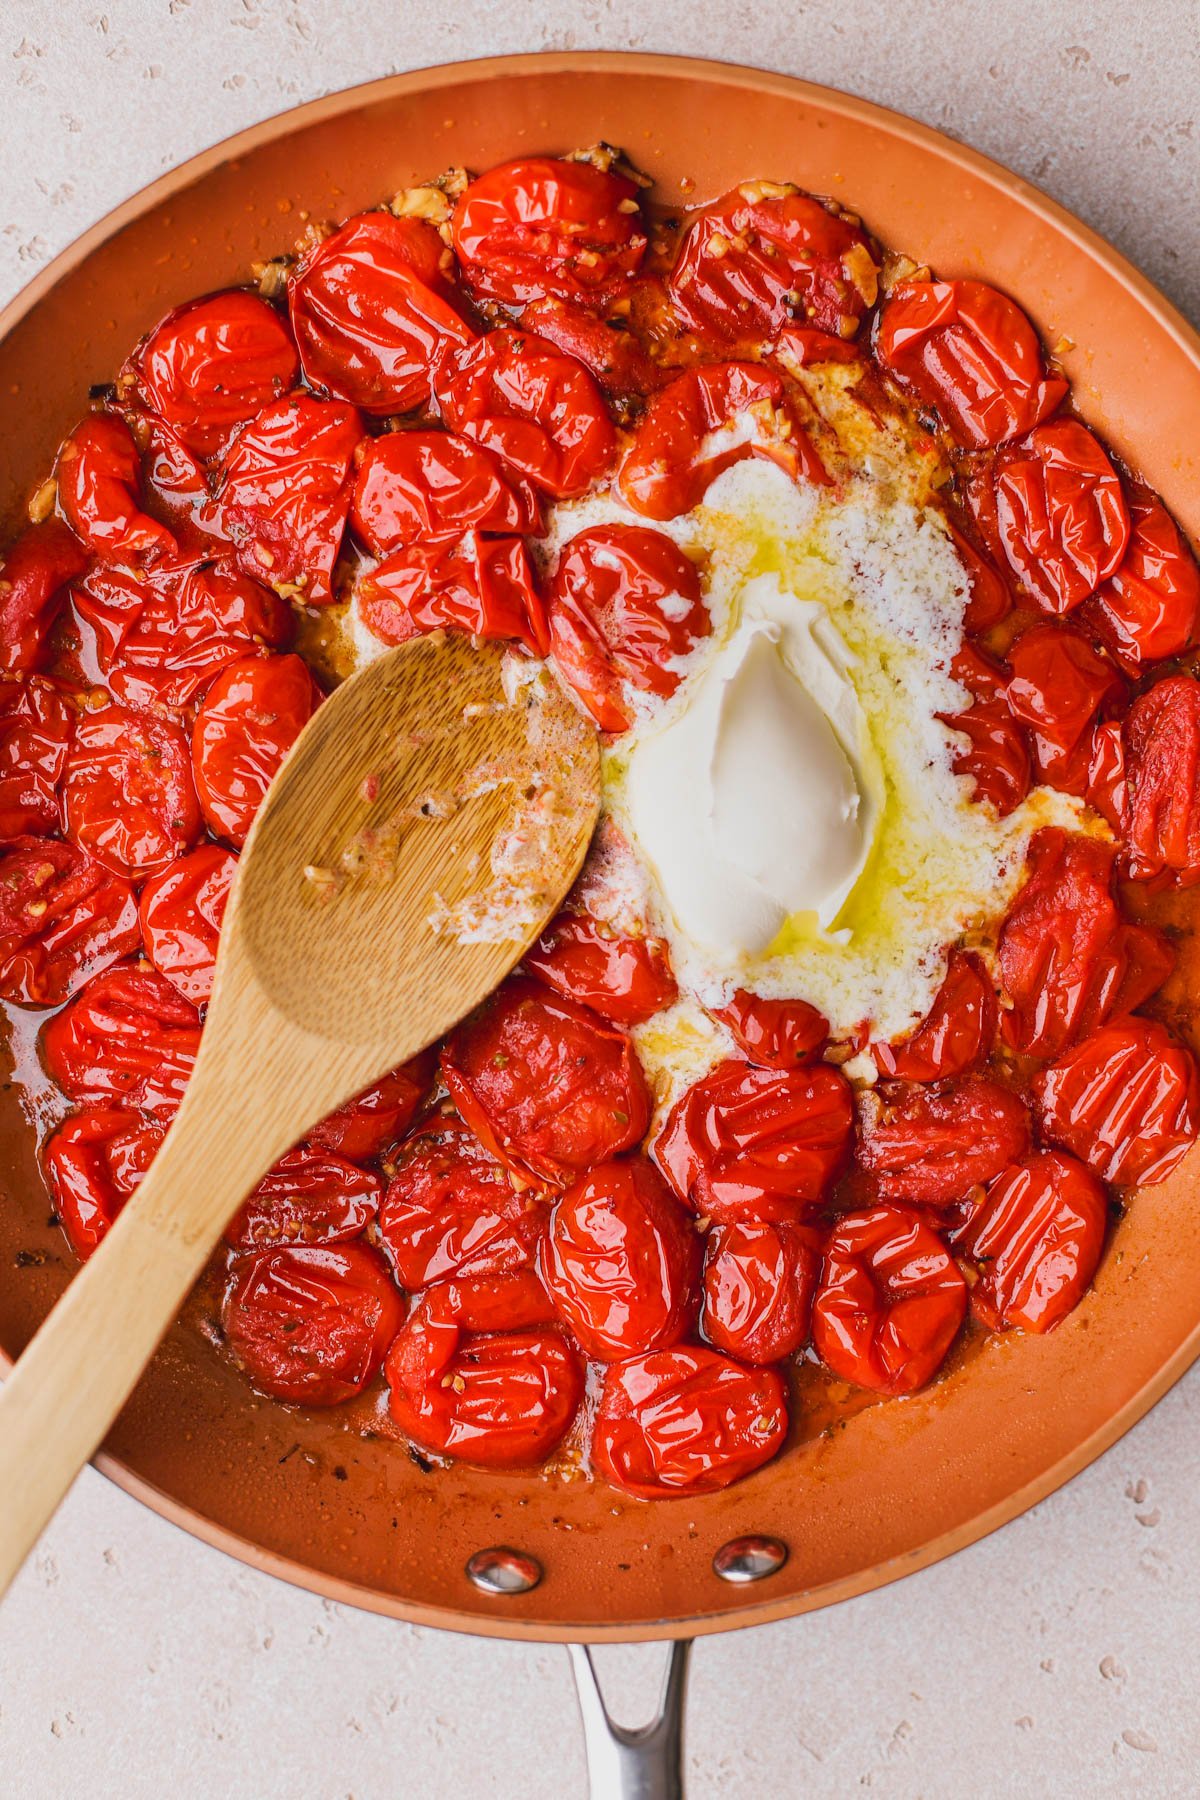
<box><xmin>0</xmin><ymin>633</ymin><xmax>599</xmax><ymax>1598</ymax></box>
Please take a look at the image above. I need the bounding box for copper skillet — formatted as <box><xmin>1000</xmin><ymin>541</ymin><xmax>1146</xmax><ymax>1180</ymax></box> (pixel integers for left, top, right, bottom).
<box><xmin>3</xmin><ymin>51</ymin><xmax>1200</xmax><ymax>1797</ymax></box>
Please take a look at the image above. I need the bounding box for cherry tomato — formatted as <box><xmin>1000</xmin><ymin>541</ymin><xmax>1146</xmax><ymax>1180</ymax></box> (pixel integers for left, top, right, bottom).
<box><xmin>451</xmin><ymin>157</ymin><xmax>646</xmax><ymax>306</ymax></box>
<box><xmin>944</xmin><ymin>515</ymin><xmax>1013</xmax><ymax>633</ymax></box>
<box><xmin>1005</xmin><ymin>622</ymin><xmax>1123</xmax><ymax>794</ymax></box>
<box><xmin>522</xmin><ymin>909</ymin><xmax>677</xmax><ymax>1026</ymax></box>
<box><xmin>1085</xmin><ymin>719</ymin><xmax>1129</xmax><ymax>836</ymax></box>
<box><xmin>1033</xmin><ymin>1017</ymin><xmax>1200</xmax><ymax>1187</ymax></box>
<box><xmin>308</xmin><ymin>1052</ymin><xmax>435</xmax><ymax>1162</ymax></box>
<box><xmin>655</xmin><ymin>1057</ymin><xmax>854</xmax><ymax>1223</ymax></box>
<box><xmin>41</xmin><ymin>964</ymin><xmax>201</xmax><ymax>1119</ymax></box>
<box><xmin>668</xmin><ymin>184</ymin><xmax>877</xmax><ymax>345</ymax></box>
<box><xmin>138</xmin><ymin>414</ymin><xmax>214</xmax><ymax>539</ymax></box>
<box><xmin>129</xmin><ymin>289</ymin><xmax>300</xmax><ymax>459</ymax></box>
<box><xmin>990</xmin><ymin>420</ymin><xmax>1129</xmax><ymax>615</ymax></box>
<box><xmin>0</xmin><ymin>677</ymin><xmax>74</xmax><ymax>838</ymax></box>
<box><xmin>350</xmin><ymin>429</ymin><xmax>540</xmax><ymax>554</ymax></box>
<box><xmin>700</xmin><ymin>1218</ymin><xmax>821</xmax><ymax>1363</ymax></box>
<box><xmin>0</xmin><ymin>838</ymin><xmax>139</xmax><ymax>1006</ymax></box>
<box><xmin>957</xmin><ymin>1149</ymin><xmax>1107</xmax><ymax>1333</ymax></box>
<box><xmin>385</xmin><ymin>1271</ymin><xmax>583</xmax><ymax>1467</ymax></box>
<box><xmin>43</xmin><ymin>1107</ymin><xmax>163</xmax><ymax>1260</ymax></box>
<box><xmin>434</xmin><ymin>329</ymin><xmax>615</xmax><ymax>499</ymax></box>
<box><xmin>540</xmin><ymin>1156</ymin><xmax>699</xmax><ymax>1361</ymax></box>
<box><xmin>592</xmin><ymin>1346</ymin><xmax>788</xmax><ymax>1499</ymax></box>
<box><xmin>441</xmin><ymin>976</ymin><xmax>652</xmax><ymax>1187</ymax></box>
<box><xmin>226</xmin><ymin>1144</ymin><xmax>382</xmax><ymax>1251</ymax></box>
<box><xmin>857</xmin><ymin>1076</ymin><xmax>1031</xmax><ymax>1206</ymax></box>
<box><xmin>0</xmin><ymin>521</ymin><xmax>88</xmax><ymax>672</ymax></box>
<box><xmin>547</xmin><ymin>524</ymin><xmax>710</xmax><ymax>731</ymax></box>
<box><xmin>138</xmin><ymin>843</ymin><xmax>236</xmax><ymax>1006</ymax></box>
<box><xmin>55</xmin><ymin>413</ymin><xmax>176</xmax><ymax>564</ymax></box>
<box><xmin>940</xmin><ymin>643</ymin><xmax>1030</xmax><ymax>817</ymax></box>
<box><xmin>1083</xmin><ymin>488</ymin><xmax>1200</xmax><ymax>671</ymax></box>
<box><xmin>997</xmin><ymin>829</ymin><xmax>1174</xmax><ymax>1060</ymax></box>
<box><xmin>522</xmin><ymin>296</ymin><xmax>662</xmax><ymax>402</ymax></box>
<box><xmin>289</xmin><ymin>212</ymin><xmax>474</xmax><ymax>414</ymax></box>
<box><xmin>64</xmin><ymin>705</ymin><xmax>200</xmax><ymax>879</ymax></box>
<box><xmin>357</xmin><ymin>531</ymin><xmax>548</xmax><ymax>656</ymax></box>
<box><xmin>710</xmin><ymin>989</ymin><xmax>829</xmax><ymax>1070</ymax></box>
<box><xmin>873</xmin><ymin>950</ymin><xmax>998</xmax><ymax>1081</ymax></box>
<box><xmin>204</xmin><ymin>394</ymin><xmax>363</xmax><ymax>605</ymax></box>
<box><xmin>775</xmin><ymin>324</ymin><xmax>866</xmax><ymax>368</ymax></box>
<box><xmin>618</xmin><ymin>362</ymin><xmax>826</xmax><ymax>521</ymax></box>
<box><xmin>811</xmin><ymin>1205</ymin><xmax>967</xmax><ymax>1395</ymax></box>
<box><xmin>377</xmin><ymin>1111</ymin><xmax>544</xmax><ymax>1288</ymax></box>
<box><xmin>191</xmin><ymin>654</ymin><xmax>321</xmax><ymax>847</ymax></box>
<box><xmin>222</xmin><ymin>1241</ymin><xmax>402</xmax><ymax>1406</ymax></box>
<box><xmin>874</xmin><ymin>281</ymin><xmax>1066</xmax><ymax>448</ymax></box>
<box><xmin>1123</xmin><ymin>675</ymin><xmax>1200</xmax><ymax>880</ymax></box>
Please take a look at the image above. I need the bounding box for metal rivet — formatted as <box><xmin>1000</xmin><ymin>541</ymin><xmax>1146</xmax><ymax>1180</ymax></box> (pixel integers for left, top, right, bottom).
<box><xmin>465</xmin><ymin>1546</ymin><xmax>542</xmax><ymax>1595</ymax></box>
<box><xmin>712</xmin><ymin>1535</ymin><xmax>789</xmax><ymax>1584</ymax></box>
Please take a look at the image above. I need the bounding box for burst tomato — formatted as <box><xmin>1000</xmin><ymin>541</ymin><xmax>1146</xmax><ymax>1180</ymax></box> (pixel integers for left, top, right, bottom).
<box><xmin>0</xmin><ymin>521</ymin><xmax>89</xmax><ymax>672</ymax></box>
<box><xmin>1123</xmin><ymin>675</ymin><xmax>1200</xmax><ymax>879</ymax></box>
<box><xmin>710</xmin><ymin>989</ymin><xmax>829</xmax><ymax>1070</ymax></box>
<box><xmin>944</xmin><ymin>515</ymin><xmax>1013</xmax><ymax>633</ymax></box>
<box><xmin>522</xmin><ymin>909</ymin><xmax>677</xmax><ymax>1026</ymax></box>
<box><xmin>873</xmin><ymin>950</ymin><xmax>998</xmax><ymax>1081</ymax></box>
<box><xmin>0</xmin><ymin>838</ymin><xmax>139</xmax><ymax>1006</ymax></box>
<box><xmin>129</xmin><ymin>289</ymin><xmax>300</xmax><ymax>459</ymax></box>
<box><xmin>191</xmin><ymin>654</ymin><xmax>321</xmax><ymax>847</ymax></box>
<box><xmin>43</xmin><ymin>1107</ymin><xmax>163</xmax><ymax>1260</ymax></box>
<box><xmin>940</xmin><ymin>643</ymin><xmax>1031</xmax><ymax>817</ymax></box>
<box><xmin>990</xmin><ymin>420</ymin><xmax>1129</xmax><ymax>615</ymax></box>
<box><xmin>64</xmin><ymin>705</ymin><xmax>200</xmax><ymax>879</ymax></box>
<box><xmin>55</xmin><ymin>413</ymin><xmax>176</xmax><ymax>564</ymax></box>
<box><xmin>700</xmin><ymin>1218</ymin><xmax>821</xmax><ymax>1364</ymax></box>
<box><xmin>222</xmin><ymin>1241</ymin><xmax>402</xmax><ymax>1406</ymax></box>
<box><xmin>522</xmin><ymin>296</ymin><xmax>662</xmax><ymax>402</ymax></box>
<box><xmin>775</xmin><ymin>324</ymin><xmax>867</xmax><ymax>368</ymax></box>
<box><xmin>138</xmin><ymin>843</ymin><xmax>236</xmax><ymax>1006</ymax></box>
<box><xmin>1005</xmin><ymin>622</ymin><xmax>1123</xmax><ymax>793</ymax></box>
<box><xmin>0</xmin><ymin>677</ymin><xmax>74</xmax><ymax>838</ymax></box>
<box><xmin>307</xmin><ymin>1052</ymin><xmax>435</xmax><ymax>1162</ymax></box>
<box><xmin>1085</xmin><ymin>719</ymin><xmax>1129</xmax><ymax>836</ymax></box>
<box><xmin>451</xmin><ymin>157</ymin><xmax>646</xmax><ymax>306</ymax></box>
<box><xmin>41</xmin><ymin>964</ymin><xmax>201</xmax><ymax>1119</ymax></box>
<box><xmin>957</xmin><ymin>1149</ymin><xmax>1107</xmax><ymax>1333</ymax></box>
<box><xmin>811</xmin><ymin>1205</ymin><xmax>967</xmax><ymax>1395</ymax></box>
<box><xmin>1083</xmin><ymin>489</ymin><xmax>1200</xmax><ymax>670</ymax></box>
<box><xmin>857</xmin><ymin>1076</ymin><xmax>1031</xmax><ymax>1205</ymax></box>
<box><xmin>377</xmin><ymin>1111</ymin><xmax>543</xmax><ymax>1288</ymax></box>
<box><xmin>1033</xmin><ymin>1017</ymin><xmax>1200</xmax><ymax>1187</ymax></box>
<box><xmin>357</xmin><ymin>531</ymin><xmax>547</xmax><ymax>655</ymax></box>
<box><xmin>350</xmin><ymin>429</ymin><xmax>540</xmax><ymax>554</ymax></box>
<box><xmin>139</xmin><ymin>413</ymin><xmax>214</xmax><ymax>539</ymax></box>
<box><xmin>226</xmin><ymin>1144</ymin><xmax>382</xmax><ymax>1251</ymax></box>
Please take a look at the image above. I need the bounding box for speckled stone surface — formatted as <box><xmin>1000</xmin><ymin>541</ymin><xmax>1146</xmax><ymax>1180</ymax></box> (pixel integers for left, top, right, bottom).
<box><xmin>2</xmin><ymin>5</ymin><xmax>1199</xmax><ymax>1796</ymax></box>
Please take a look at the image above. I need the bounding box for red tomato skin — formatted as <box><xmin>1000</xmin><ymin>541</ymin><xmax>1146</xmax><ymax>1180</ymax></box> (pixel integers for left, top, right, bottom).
<box><xmin>1032</xmin><ymin>1017</ymin><xmax>1200</xmax><ymax>1187</ymax></box>
<box><xmin>41</xmin><ymin>964</ymin><xmax>201</xmax><ymax>1119</ymax></box>
<box><xmin>191</xmin><ymin>654</ymin><xmax>321</xmax><ymax>847</ymax></box>
<box><xmin>0</xmin><ymin>677</ymin><xmax>74</xmax><ymax>838</ymax></box>
<box><xmin>1123</xmin><ymin>676</ymin><xmax>1200</xmax><ymax>879</ymax></box>
<box><xmin>1082</xmin><ymin>489</ymin><xmax>1200</xmax><ymax>671</ymax></box>
<box><xmin>811</xmin><ymin>1205</ymin><xmax>967</xmax><ymax>1395</ymax></box>
<box><xmin>64</xmin><ymin>706</ymin><xmax>201</xmax><ymax>880</ymax></box>
<box><xmin>307</xmin><ymin>1051</ymin><xmax>435</xmax><ymax>1163</ymax></box>
<box><xmin>226</xmin><ymin>1144</ymin><xmax>382</xmax><ymax>1250</ymax></box>
<box><xmin>0</xmin><ymin>838</ymin><xmax>139</xmax><ymax>1006</ymax></box>
<box><xmin>655</xmin><ymin>1057</ymin><xmax>854</xmax><ymax>1223</ymax></box>
<box><xmin>223</xmin><ymin>1241</ymin><xmax>403</xmax><ymax>1407</ymax></box>
<box><xmin>43</xmin><ymin>1107</ymin><xmax>163</xmax><ymax>1260</ymax></box>
<box><xmin>875</xmin><ymin>280</ymin><xmax>1066</xmax><ymax>448</ymax></box>
<box><xmin>711</xmin><ymin>988</ymin><xmax>828</xmax><ymax>1070</ymax></box>
<box><xmin>55</xmin><ymin>413</ymin><xmax>176</xmax><ymax>564</ymax></box>
<box><xmin>941</xmin><ymin>644</ymin><xmax>1031</xmax><ymax>817</ymax></box>
<box><xmin>138</xmin><ymin>843</ymin><xmax>237</xmax><ymax>1006</ymax></box>
<box><xmin>957</xmin><ymin>1149</ymin><xmax>1107</xmax><ymax>1333</ymax></box>
<box><xmin>1085</xmin><ymin>720</ymin><xmax>1129</xmax><ymax>836</ymax></box>
<box><xmin>129</xmin><ymin>289</ymin><xmax>300</xmax><ymax>460</ymax></box>
<box><xmin>943</xmin><ymin>516</ymin><xmax>1013</xmax><ymax>633</ymax></box>
<box><xmin>592</xmin><ymin>1346</ymin><xmax>788</xmax><ymax>1499</ymax></box>
<box><xmin>441</xmin><ymin>977</ymin><xmax>652</xmax><ymax>1187</ymax></box>
<box><xmin>357</xmin><ymin>531</ymin><xmax>548</xmax><ymax>657</ymax></box>
<box><xmin>0</xmin><ymin>522</ymin><xmax>89</xmax><ymax>672</ymax></box>
<box><xmin>775</xmin><ymin>324</ymin><xmax>866</xmax><ymax>368</ymax></box>
<box><xmin>540</xmin><ymin>1156</ymin><xmax>700</xmax><ymax>1361</ymax></box>
<box><xmin>451</xmin><ymin>157</ymin><xmax>647</xmax><ymax>306</ymax></box>
<box><xmin>377</xmin><ymin>1111</ymin><xmax>544</xmax><ymax>1288</ymax></box>
<box><xmin>350</xmin><ymin>429</ymin><xmax>541</xmax><ymax>555</ymax></box>
<box><xmin>991</xmin><ymin>420</ymin><xmax>1130</xmax><ymax>615</ymax></box>
<box><xmin>289</xmin><ymin>212</ymin><xmax>475</xmax><ymax>414</ymax></box>
<box><xmin>522</xmin><ymin>910</ymin><xmax>677</xmax><ymax>1026</ymax></box>
<box><xmin>547</xmin><ymin>524</ymin><xmax>710</xmax><ymax>732</ymax></box>
<box><xmin>1005</xmin><ymin>622</ymin><xmax>1123</xmax><ymax>793</ymax></box>
<box><xmin>700</xmin><ymin>1218</ymin><xmax>821</xmax><ymax>1364</ymax></box>
<box><xmin>521</xmin><ymin>296</ymin><xmax>663</xmax><ymax>401</ymax></box>
<box><xmin>873</xmin><ymin>950</ymin><xmax>998</xmax><ymax>1082</ymax></box>
<box><xmin>857</xmin><ymin>1077</ymin><xmax>1031</xmax><ymax>1206</ymax></box>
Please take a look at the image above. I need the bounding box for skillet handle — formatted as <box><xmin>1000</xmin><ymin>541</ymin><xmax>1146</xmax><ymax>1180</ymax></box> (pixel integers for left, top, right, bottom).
<box><xmin>568</xmin><ymin>1640</ymin><xmax>691</xmax><ymax>1800</ymax></box>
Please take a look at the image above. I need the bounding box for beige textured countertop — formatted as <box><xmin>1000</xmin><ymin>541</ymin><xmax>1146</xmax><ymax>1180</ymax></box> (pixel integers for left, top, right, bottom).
<box><xmin>2</xmin><ymin>4</ymin><xmax>1199</xmax><ymax>1795</ymax></box>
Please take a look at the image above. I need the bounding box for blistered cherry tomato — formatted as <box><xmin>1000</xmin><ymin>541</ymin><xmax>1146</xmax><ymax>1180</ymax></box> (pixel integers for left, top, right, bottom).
<box><xmin>701</xmin><ymin>1218</ymin><xmax>821</xmax><ymax>1363</ymax></box>
<box><xmin>452</xmin><ymin>157</ymin><xmax>646</xmax><ymax>306</ymax></box>
<box><xmin>669</xmin><ymin>184</ymin><xmax>877</xmax><ymax>345</ymax></box>
<box><xmin>1124</xmin><ymin>675</ymin><xmax>1200</xmax><ymax>879</ymax></box>
<box><xmin>655</xmin><ymin>1057</ymin><xmax>853</xmax><ymax>1223</ymax></box>
<box><xmin>711</xmin><ymin>989</ymin><xmax>828</xmax><ymax>1070</ymax></box>
<box><xmin>812</xmin><ymin>1205</ymin><xmax>967</xmax><ymax>1395</ymax></box>
<box><xmin>307</xmin><ymin>1052</ymin><xmax>434</xmax><ymax>1162</ymax></box>
<box><xmin>618</xmin><ymin>363</ymin><xmax>826</xmax><ymax>521</ymax></box>
<box><xmin>138</xmin><ymin>843</ymin><xmax>236</xmax><ymax>1006</ymax></box>
<box><xmin>1085</xmin><ymin>719</ymin><xmax>1129</xmax><ymax>836</ymax></box>
<box><xmin>138</xmin><ymin>414</ymin><xmax>215</xmax><ymax>540</ymax></box>
<box><xmin>940</xmin><ymin>643</ymin><xmax>1030</xmax><ymax>817</ymax></box>
<box><xmin>223</xmin><ymin>1241</ymin><xmax>402</xmax><ymax>1406</ymax></box>
<box><xmin>1083</xmin><ymin>489</ymin><xmax>1200</xmax><ymax>671</ymax></box>
<box><xmin>0</xmin><ymin>838</ymin><xmax>138</xmax><ymax>1006</ymax></box>
<box><xmin>998</xmin><ymin>830</ymin><xmax>1173</xmax><ymax>1060</ymax></box>
<box><xmin>592</xmin><ymin>1345</ymin><xmax>788</xmax><ymax>1499</ymax></box>
<box><xmin>226</xmin><ymin>1144</ymin><xmax>382</xmax><ymax>1251</ymax></box>
<box><xmin>204</xmin><ymin>394</ymin><xmax>363</xmax><ymax>604</ymax></box>
<box><xmin>991</xmin><ymin>420</ymin><xmax>1129</xmax><ymax>615</ymax></box>
<box><xmin>42</xmin><ymin>964</ymin><xmax>201</xmax><ymax>1119</ymax></box>
<box><xmin>350</xmin><ymin>429</ymin><xmax>540</xmax><ymax>554</ymax></box>
<box><xmin>522</xmin><ymin>909</ymin><xmax>677</xmax><ymax>1026</ymax></box>
<box><xmin>875</xmin><ymin>280</ymin><xmax>1066</xmax><ymax>448</ymax></box>
<box><xmin>857</xmin><ymin>1077</ymin><xmax>1031</xmax><ymax>1205</ymax></box>
<box><xmin>441</xmin><ymin>976</ymin><xmax>652</xmax><ymax>1187</ymax></box>
<box><xmin>873</xmin><ymin>950</ymin><xmax>998</xmax><ymax>1081</ymax></box>
<box><xmin>540</xmin><ymin>1156</ymin><xmax>699</xmax><ymax>1361</ymax></box>
<box><xmin>775</xmin><ymin>324</ymin><xmax>866</xmax><ymax>368</ymax></box>
<box><xmin>943</xmin><ymin>516</ymin><xmax>1013</xmax><ymax>633</ymax></box>
<box><xmin>191</xmin><ymin>654</ymin><xmax>321</xmax><ymax>847</ymax></box>
<box><xmin>130</xmin><ymin>290</ymin><xmax>300</xmax><ymax>459</ymax></box>
<box><xmin>435</xmin><ymin>329</ymin><xmax>615</xmax><ymax>499</ymax></box>
<box><xmin>958</xmin><ymin>1149</ymin><xmax>1107</xmax><ymax>1333</ymax></box>
<box><xmin>378</xmin><ymin>1111</ymin><xmax>543</xmax><ymax>1288</ymax></box>
<box><xmin>55</xmin><ymin>413</ymin><xmax>176</xmax><ymax>564</ymax></box>
<box><xmin>522</xmin><ymin>296</ymin><xmax>662</xmax><ymax>402</ymax></box>
<box><xmin>1033</xmin><ymin>1017</ymin><xmax>1200</xmax><ymax>1187</ymax></box>
<box><xmin>64</xmin><ymin>705</ymin><xmax>200</xmax><ymax>880</ymax></box>
<box><xmin>43</xmin><ymin>1107</ymin><xmax>163</xmax><ymax>1260</ymax></box>
<box><xmin>0</xmin><ymin>678</ymin><xmax>74</xmax><ymax>838</ymax></box>
<box><xmin>1005</xmin><ymin>622</ymin><xmax>1123</xmax><ymax>793</ymax></box>
<box><xmin>357</xmin><ymin>532</ymin><xmax>547</xmax><ymax>655</ymax></box>
<box><xmin>289</xmin><ymin>213</ymin><xmax>474</xmax><ymax>414</ymax></box>
<box><xmin>0</xmin><ymin>522</ymin><xmax>88</xmax><ymax>672</ymax></box>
